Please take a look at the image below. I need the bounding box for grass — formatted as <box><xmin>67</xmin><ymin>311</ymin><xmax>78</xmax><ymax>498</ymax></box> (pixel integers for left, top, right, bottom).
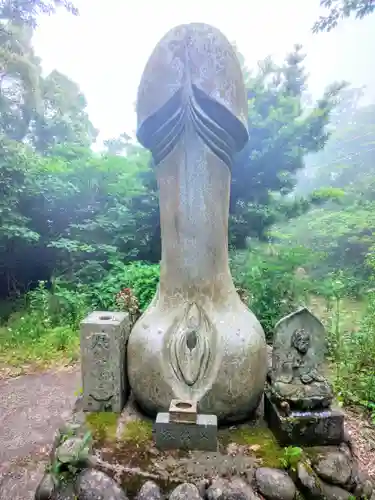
<box><xmin>86</xmin><ymin>412</ymin><xmax>119</xmax><ymax>442</ymax></box>
<box><xmin>219</xmin><ymin>424</ymin><xmax>284</xmax><ymax>468</ymax></box>
<box><xmin>121</xmin><ymin>420</ymin><xmax>153</xmax><ymax>446</ymax></box>
<box><xmin>0</xmin><ymin>312</ymin><xmax>80</xmax><ymax>375</ymax></box>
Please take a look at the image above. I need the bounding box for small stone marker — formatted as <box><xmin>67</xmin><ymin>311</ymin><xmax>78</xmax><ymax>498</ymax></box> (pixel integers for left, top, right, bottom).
<box><xmin>80</xmin><ymin>311</ymin><xmax>130</xmax><ymax>413</ymax></box>
<box><xmin>155</xmin><ymin>400</ymin><xmax>217</xmax><ymax>451</ymax></box>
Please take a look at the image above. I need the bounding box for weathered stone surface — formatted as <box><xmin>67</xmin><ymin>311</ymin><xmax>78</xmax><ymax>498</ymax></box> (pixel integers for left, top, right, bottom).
<box><xmin>155</xmin><ymin>412</ymin><xmax>217</xmax><ymax>451</ymax></box>
<box><xmin>351</xmin><ymin>467</ymin><xmax>373</xmax><ymax>498</ymax></box>
<box><xmin>127</xmin><ymin>22</ymin><xmax>267</xmax><ymax>423</ymax></box>
<box><xmin>136</xmin><ymin>481</ymin><xmax>162</xmax><ymax>500</ymax></box>
<box><xmin>320</xmin><ymin>482</ymin><xmax>352</xmax><ymax>500</ymax></box>
<box><xmin>207</xmin><ymin>477</ymin><xmax>259</xmax><ymax>500</ymax></box>
<box><xmin>264</xmin><ymin>391</ymin><xmax>344</xmax><ymax>446</ymax></box>
<box><xmin>269</xmin><ymin>308</ymin><xmax>333</xmax><ymax>411</ymax></box>
<box><xmin>34</xmin><ymin>473</ymin><xmax>56</xmax><ymax>500</ymax></box>
<box><xmin>169</xmin><ymin>483</ymin><xmax>201</xmax><ymax>500</ymax></box>
<box><xmin>255</xmin><ymin>468</ymin><xmax>296</xmax><ymax>500</ymax></box>
<box><xmin>297</xmin><ymin>461</ymin><xmax>324</xmax><ymax>498</ymax></box>
<box><xmin>313</xmin><ymin>451</ymin><xmax>352</xmax><ymax>486</ymax></box>
<box><xmin>54</xmin><ymin>483</ymin><xmax>76</xmax><ymax>500</ymax></box>
<box><xmin>80</xmin><ymin>311</ymin><xmax>130</xmax><ymax>413</ymax></box>
<box><xmin>197</xmin><ymin>479</ymin><xmax>210</xmax><ymax>499</ymax></box>
<box><xmin>75</xmin><ymin>469</ymin><xmax>128</xmax><ymax>500</ymax></box>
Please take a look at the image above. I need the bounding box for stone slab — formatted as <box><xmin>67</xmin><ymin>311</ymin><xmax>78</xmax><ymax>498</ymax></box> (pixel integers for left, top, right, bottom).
<box><xmin>154</xmin><ymin>412</ymin><xmax>217</xmax><ymax>451</ymax></box>
<box><xmin>80</xmin><ymin>311</ymin><xmax>130</xmax><ymax>413</ymax></box>
<box><xmin>264</xmin><ymin>391</ymin><xmax>345</xmax><ymax>446</ymax></box>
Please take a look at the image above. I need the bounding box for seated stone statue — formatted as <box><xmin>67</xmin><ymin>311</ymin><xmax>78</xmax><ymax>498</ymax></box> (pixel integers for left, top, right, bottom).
<box><xmin>270</xmin><ymin>325</ymin><xmax>333</xmax><ymax>411</ymax></box>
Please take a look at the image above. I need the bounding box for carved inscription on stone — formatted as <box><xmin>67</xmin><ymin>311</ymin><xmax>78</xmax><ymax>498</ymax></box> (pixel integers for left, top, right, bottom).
<box><xmin>88</xmin><ymin>332</ymin><xmax>114</xmax><ymax>402</ymax></box>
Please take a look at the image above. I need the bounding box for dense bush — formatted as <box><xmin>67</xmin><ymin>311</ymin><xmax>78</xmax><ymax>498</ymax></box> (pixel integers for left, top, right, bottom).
<box><xmin>231</xmin><ymin>245</ymin><xmax>314</xmax><ymax>339</ymax></box>
<box><xmin>326</xmin><ymin>257</ymin><xmax>375</xmax><ymax>417</ymax></box>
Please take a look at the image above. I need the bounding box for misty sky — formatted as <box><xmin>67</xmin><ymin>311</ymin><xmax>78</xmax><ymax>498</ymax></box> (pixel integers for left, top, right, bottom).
<box><xmin>32</xmin><ymin>0</ymin><xmax>375</xmax><ymax>145</ymax></box>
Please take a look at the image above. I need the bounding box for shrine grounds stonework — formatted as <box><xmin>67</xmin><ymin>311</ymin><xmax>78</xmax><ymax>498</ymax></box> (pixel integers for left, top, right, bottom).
<box><xmin>34</xmin><ymin>393</ymin><xmax>374</xmax><ymax>500</ymax></box>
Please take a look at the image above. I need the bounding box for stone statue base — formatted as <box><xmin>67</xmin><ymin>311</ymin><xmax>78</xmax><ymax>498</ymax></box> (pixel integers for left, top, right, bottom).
<box><xmin>269</xmin><ymin>379</ymin><xmax>333</xmax><ymax>411</ymax></box>
<box><xmin>264</xmin><ymin>390</ymin><xmax>344</xmax><ymax>447</ymax></box>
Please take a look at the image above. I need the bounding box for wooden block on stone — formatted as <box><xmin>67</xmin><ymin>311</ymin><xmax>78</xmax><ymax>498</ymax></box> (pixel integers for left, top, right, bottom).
<box><xmin>80</xmin><ymin>311</ymin><xmax>130</xmax><ymax>413</ymax></box>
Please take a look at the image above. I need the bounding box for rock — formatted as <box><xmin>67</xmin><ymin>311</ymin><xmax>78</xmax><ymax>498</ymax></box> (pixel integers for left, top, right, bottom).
<box><xmin>169</xmin><ymin>483</ymin><xmax>201</xmax><ymax>500</ymax></box>
<box><xmin>352</xmin><ymin>467</ymin><xmax>373</xmax><ymax>498</ymax></box>
<box><xmin>357</xmin><ymin>478</ymin><xmax>374</xmax><ymax>499</ymax></box>
<box><xmin>136</xmin><ymin>481</ymin><xmax>162</xmax><ymax>500</ymax></box>
<box><xmin>75</xmin><ymin>469</ymin><xmax>127</xmax><ymax>500</ymax></box>
<box><xmin>206</xmin><ymin>477</ymin><xmax>259</xmax><ymax>500</ymax></box>
<box><xmin>34</xmin><ymin>473</ymin><xmax>56</xmax><ymax>500</ymax></box>
<box><xmin>54</xmin><ymin>484</ymin><xmax>77</xmax><ymax>500</ymax></box>
<box><xmin>296</xmin><ymin>461</ymin><xmax>323</xmax><ymax>498</ymax></box>
<box><xmin>255</xmin><ymin>468</ymin><xmax>296</xmax><ymax>500</ymax></box>
<box><xmin>313</xmin><ymin>451</ymin><xmax>352</xmax><ymax>486</ymax></box>
<box><xmin>196</xmin><ymin>479</ymin><xmax>210</xmax><ymax>499</ymax></box>
<box><xmin>320</xmin><ymin>482</ymin><xmax>352</xmax><ymax>500</ymax></box>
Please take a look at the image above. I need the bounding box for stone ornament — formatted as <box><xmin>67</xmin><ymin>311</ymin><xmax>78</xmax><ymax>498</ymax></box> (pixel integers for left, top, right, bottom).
<box><xmin>127</xmin><ymin>22</ymin><xmax>267</xmax><ymax>422</ymax></box>
<box><xmin>269</xmin><ymin>307</ymin><xmax>333</xmax><ymax>410</ymax></box>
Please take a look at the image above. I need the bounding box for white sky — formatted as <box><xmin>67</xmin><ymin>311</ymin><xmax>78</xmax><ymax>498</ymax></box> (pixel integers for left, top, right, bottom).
<box><xmin>32</xmin><ymin>0</ymin><xmax>375</xmax><ymax>145</ymax></box>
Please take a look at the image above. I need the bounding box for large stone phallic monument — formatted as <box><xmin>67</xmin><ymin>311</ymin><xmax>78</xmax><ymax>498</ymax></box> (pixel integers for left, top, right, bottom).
<box><xmin>127</xmin><ymin>23</ymin><xmax>267</xmax><ymax>422</ymax></box>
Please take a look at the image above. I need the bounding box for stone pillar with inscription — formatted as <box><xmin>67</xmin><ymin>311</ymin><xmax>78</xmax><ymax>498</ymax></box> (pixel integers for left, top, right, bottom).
<box><xmin>127</xmin><ymin>23</ymin><xmax>268</xmax><ymax>423</ymax></box>
<box><xmin>80</xmin><ymin>311</ymin><xmax>130</xmax><ymax>413</ymax></box>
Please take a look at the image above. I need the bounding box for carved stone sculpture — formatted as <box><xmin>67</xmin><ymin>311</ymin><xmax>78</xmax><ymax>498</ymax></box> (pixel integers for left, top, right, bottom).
<box><xmin>126</xmin><ymin>23</ymin><xmax>267</xmax><ymax>422</ymax></box>
<box><xmin>269</xmin><ymin>308</ymin><xmax>333</xmax><ymax>410</ymax></box>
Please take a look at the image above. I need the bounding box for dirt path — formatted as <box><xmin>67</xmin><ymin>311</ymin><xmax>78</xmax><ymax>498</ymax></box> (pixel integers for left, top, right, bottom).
<box><xmin>0</xmin><ymin>366</ymin><xmax>80</xmax><ymax>500</ymax></box>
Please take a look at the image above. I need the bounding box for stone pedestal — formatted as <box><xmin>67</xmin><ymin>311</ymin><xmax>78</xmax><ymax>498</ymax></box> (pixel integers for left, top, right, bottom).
<box><xmin>80</xmin><ymin>311</ymin><xmax>130</xmax><ymax>413</ymax></box>
<box><xmin>155</xmin><ymin>412</ymin><xmax>217</xmax><ymax>451</ymax></box>
<box><xmin>264</xmin><ymin>391</ymin><xmax>345</xmax><ymax>446</ymax></box>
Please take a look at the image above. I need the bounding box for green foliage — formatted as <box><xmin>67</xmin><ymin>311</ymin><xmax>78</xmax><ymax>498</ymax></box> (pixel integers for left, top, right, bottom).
<box><xmin>330</xmin><ymin>290</ymin><xmax>375</xmax><ymax>409</ymax></box>
<box><xmin>0</xmin><ymin>281</ymin><xmax>80</xmax><ymax>369</ymax></box>
<box><xmin>280</xmin><ymin>446</ymin><xmax>303</xmax><ymax>470</ymax></box>
<box><xmin>121</xmin><ymin>420</ymin><xmax>153</xmax><ymax>446</ymax></box>
<box><xmin>0</xmin><ymin>0</ymin><xmax>78</xmax><ymax>28</ymax></box>
<box><xmin>313</xmin><ymin>0</ymin><xmax>375</xmax><ymax>32</ymax></box>
<box><xmin>0</xmin><ymin>261</ymin><xmax>160</xmax><ymax>368</ymax></box>
<box><xmin>231</xmin><ymin>245</ymin><xmax>313</xmax><ymax>338</ymax></box>
<box><xmin>49</xmin><ymin>427</ymin><xmax>92</xmax><ymax>484</ymax></box>
<box><xmin>87</xmin><ymin>260</ymin><xmax>160</xmax><ymax>312</ymax></box>
<box><xmin>230</xmin><ymin>45</ymin><xmax>344</xmax><ymax>246</ymax></box>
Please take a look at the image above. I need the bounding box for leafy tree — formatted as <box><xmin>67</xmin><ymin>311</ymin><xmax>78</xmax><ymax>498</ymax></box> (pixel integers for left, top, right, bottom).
<box><xmin>313</xmin><ymin>0</ymin><xmax>375</xmax><ymax>32</ymax></box>
<box><xmin>297</xmin><ymin>92</ymin><xmax>375</xmax><ymax>195</ymax></box>
<box><xmin>0</xmin><ymin>23</ymin><xmax>42</xmax><ymax>140</ymax></box>
<box><xmin>0</xmin><ymin>0</ymin><xmax>78</xmax><ymax>27</ymax></box>
<box><xmin>230</xmin><ymin>45</ymin><xmax>345</xmax><ymax>246</ymax></box>
<box><xmin>276</xmin><ymin>92</ymin><xmax>375</xmax><ymax>286</ymax></box>
<box><xmin>0</xmin><ymin>0</ymin><xmax>89</xmax><ymax>147</ymax></box>
<box><xmin>31</xmin><ymin>70</ymin><xmax>98</xmax><ymax>152</ymax></box>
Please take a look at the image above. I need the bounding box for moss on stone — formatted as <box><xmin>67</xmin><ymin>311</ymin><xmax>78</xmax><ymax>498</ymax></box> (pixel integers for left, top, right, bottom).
<box><xmin>218</xmin><ymin>425</ymin><xmax>285</xmax><ymax>468</ymax></box>
<box><xmin>85</xmin><ymin>412</ymin><xmax>118</xmax><ymax>442</ymax></box>
<box><xmin>121</xmin><ymin>420</ymin><xmax>153</xmax><ymax>446</ymax></box>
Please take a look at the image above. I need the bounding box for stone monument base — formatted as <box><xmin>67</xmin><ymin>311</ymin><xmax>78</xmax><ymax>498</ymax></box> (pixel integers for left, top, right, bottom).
<box><xmin>155</xmin><ymin>412</ymin><xmax>218</xmax><ymax>452</ymax></box>
<box><xmin>264</xmin><ymin>391</ymin><xmax>345</xmax><ymax>446</ymax></box>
